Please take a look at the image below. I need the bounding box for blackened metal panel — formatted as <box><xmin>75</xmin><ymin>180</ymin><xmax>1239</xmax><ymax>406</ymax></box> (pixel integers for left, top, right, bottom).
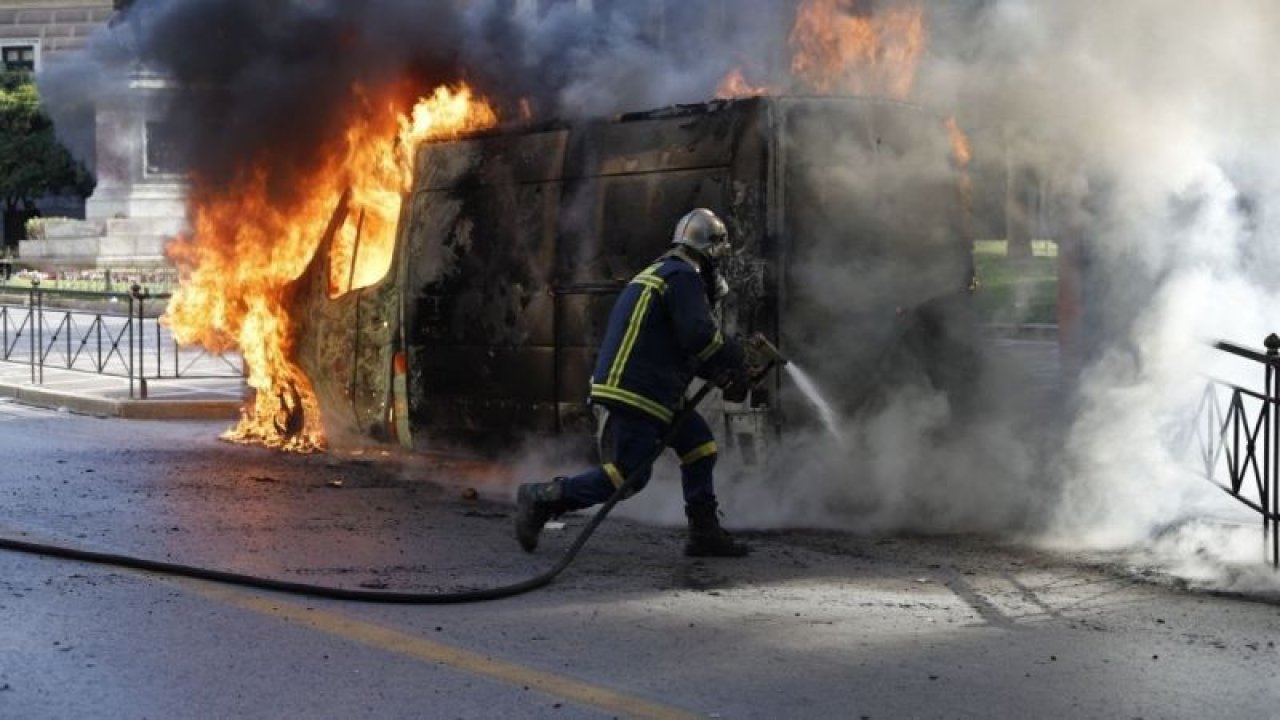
<box><xmin>550</xmin><ymin>289</ymin><xmax>619</xmax><ymax>435</ymax></box>
<box><xmin>411</xmin><ymin>184</ymin><xmax>557</xmax><ymax>347</ymax></box>
<box><xmin>551</xmin><ymin>293</ymin><xmax>616</xmax><ymax>351</ymax></box>
<box><xmin>553</xmin><ymin>168</ymin><xmax>737</xmax><ymax>310</ymax></box>
<box><xmin>556</xmin><ymin>99</ymin><xmax>760</xmax><ymax>283</ymax></box>
<box><xmin>553</xmin><ymin>346</ymin><xmax>596</xmax><ymax>434</ymax></box>
<box><xmin>567</xmin><ymin>102</ymin><xmax>746</xmax><ymax>177</ymax></box>
<box><xmin>403</xmin><ymin>129</ymin><xmax>568</xmax><ymax>445</ymax></box>
<box><xmin>719</xmin><ymin>99</ymin><xmax>774</xmax><ymax>342</ymax></box>
<box><xmin>555</xmin><ymin>104</ymin><xmax>755</xmax><ymax>286</ymax></box>
<box><xmin>412</xmin><ymin>130</ymin><xmax>570</xmax><ymax>190</ymax></box>
<box><xmin>416</xmin><ymin>346</ymin><xmax>556</xmax><ymax>402</ymax></box>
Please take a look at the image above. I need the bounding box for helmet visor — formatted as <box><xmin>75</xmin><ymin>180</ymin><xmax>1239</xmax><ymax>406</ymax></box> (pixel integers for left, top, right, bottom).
<box><xmin>706</xmin><ymin>227</ymin><xmax>731</xmax><ymax>259</ymax></box>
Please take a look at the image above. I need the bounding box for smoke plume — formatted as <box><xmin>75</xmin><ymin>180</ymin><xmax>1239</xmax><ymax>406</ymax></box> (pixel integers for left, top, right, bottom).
<box><xmin>42</xmin><ymin>0</ymin><xmax>794</xmax><ymax>192</ymax></box>
<box><xmin>38</xmin><ymin>0</ymin><xmax>1280</xmax><ymax>589</ymax></box>
<box><xmin>931</xmin><ymin>2</ymin><xmax>1278</xmax><ymax>550</ymax></box>
<box><xmin>630</xmin><ymin>0</ymin><xmax>1280</xmax><ymax>593</ymax></box>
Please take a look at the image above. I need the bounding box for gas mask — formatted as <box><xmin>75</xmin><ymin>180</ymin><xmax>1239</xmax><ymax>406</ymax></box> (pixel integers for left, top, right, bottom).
<box><xmin>706</xmin><ymin>263</ymin><xmax>730</xmax><ymax>307</ymax></box>
<box><xmin>670</xmin><ymin>208</ymin><xmax>733</xmax><ymax>307</ymax></box>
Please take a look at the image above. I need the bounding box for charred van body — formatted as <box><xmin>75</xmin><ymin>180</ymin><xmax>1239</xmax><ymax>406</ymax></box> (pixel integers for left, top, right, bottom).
<box><xmin>293</xmin><ymin>95</ymin><xmax>976</xmax><ymax>457</ymax></box>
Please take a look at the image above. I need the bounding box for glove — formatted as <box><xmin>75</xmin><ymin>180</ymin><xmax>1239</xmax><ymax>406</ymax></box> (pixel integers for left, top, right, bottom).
<box><xmin>717</xmin><ymin>366</ymin><xmax>751</xmax><ymax>403</ymax></box>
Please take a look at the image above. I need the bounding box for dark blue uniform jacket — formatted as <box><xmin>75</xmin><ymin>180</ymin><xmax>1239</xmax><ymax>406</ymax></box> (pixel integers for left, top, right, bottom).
<box><xmin>589</xmin><ymin>255</ymin><xmax>744</xmax><ymax>424</ymax></box>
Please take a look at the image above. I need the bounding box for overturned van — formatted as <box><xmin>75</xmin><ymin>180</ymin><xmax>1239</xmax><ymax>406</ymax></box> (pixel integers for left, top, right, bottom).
<box><xmin>292</xmin><ymin>95</ymin><xmax>976</xmax><ymax>457</ymax></box>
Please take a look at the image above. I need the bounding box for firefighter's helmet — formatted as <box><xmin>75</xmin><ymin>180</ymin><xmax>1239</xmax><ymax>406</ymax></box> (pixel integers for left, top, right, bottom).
<box><xmin>671</xmin><ymin>208</ymin><xmax>731</xmax><ymax>260</ymax></box>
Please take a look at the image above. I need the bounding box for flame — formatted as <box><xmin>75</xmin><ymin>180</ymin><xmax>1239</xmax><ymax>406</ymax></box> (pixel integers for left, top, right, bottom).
<box><xmin>944</xmin><ymin>115</ymin><xmax>975</xmax><ymax>248</ymax></box>
<box><xmin>715</xmin><ymin>0</ymin><xmax>926</xmax><ymax>100</ymax></box>
<box><xmin>164</xmin><ymin>83</ymin><xmax>497</xmax><ymax>452</ymax></box>
<box><xmin>943</xmin><ymin>115</ymin><xmax>971</xmax><ymax>168</ymax></box>
<box><xmin>790</xmin><ymin>0</ymin><xmax>925</xmax><ymax>99</ymax></box>
<box><xmin>330</xmin><ymin>85</ymin><xmax>499</xmax><ymax>295</ymax></box>
<box><xmin>715</xmin><ymin>67</ymin><xmax>771</xmax><ymax>100</ymax></box>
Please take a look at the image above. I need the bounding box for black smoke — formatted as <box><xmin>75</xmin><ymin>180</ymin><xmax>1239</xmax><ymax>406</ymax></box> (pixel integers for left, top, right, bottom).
<box><xmin>43</xmin><ymin>0</ymin><xmax>808</xmax><ymax>202</ymax></box>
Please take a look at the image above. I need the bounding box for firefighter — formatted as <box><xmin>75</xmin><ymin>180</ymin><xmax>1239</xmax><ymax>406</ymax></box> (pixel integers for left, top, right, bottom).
<box><xmin>514</xmin><ymin>208</ymin><xmax>753</xmax><ymax>557</ymax></box>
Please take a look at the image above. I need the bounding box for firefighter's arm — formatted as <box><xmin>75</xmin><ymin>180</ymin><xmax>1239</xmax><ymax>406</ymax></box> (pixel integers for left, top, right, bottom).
<box><xmin>666</xmin><ymin>271</ymin><xmax>745</xmax><ymax>385</ymax></box>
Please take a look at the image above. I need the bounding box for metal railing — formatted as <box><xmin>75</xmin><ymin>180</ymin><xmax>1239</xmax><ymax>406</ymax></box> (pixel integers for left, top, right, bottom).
<box><xmin>1190</xmin><ymin>333</ymin><xmax>1280</xmax><ymax>566</ymax></box>
<box><xmin>0</xmin><ymin>281</ymin><xmax>243</xmax><ymax>399</ymax></box>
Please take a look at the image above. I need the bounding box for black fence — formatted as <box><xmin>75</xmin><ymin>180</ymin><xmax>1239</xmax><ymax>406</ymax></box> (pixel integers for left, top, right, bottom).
<box><xmin>1190</xmin><ymin>334</ymin><xmax>1280</xmax><ymax>566</ymax></box>
<box><xmin>0</xmin><ymin>282</ymin><xmax>242</xmax><ymax>399</ymax></box>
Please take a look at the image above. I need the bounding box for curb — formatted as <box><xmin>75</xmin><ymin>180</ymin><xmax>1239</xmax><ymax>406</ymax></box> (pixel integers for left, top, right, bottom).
<box><xmin>0</xmin><ymin>382</ymin><xmax>242</xmax><ymax>421</ymax></box>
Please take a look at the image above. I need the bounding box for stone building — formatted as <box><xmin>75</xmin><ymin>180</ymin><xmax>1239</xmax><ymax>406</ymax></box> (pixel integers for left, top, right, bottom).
<box><xmin>29</xmin><ymin>65</ymin><xmax>189</xmax><ymax>274</ymax></box>
<box><xmin>2</xmin><ymin>0</ymin><xmax>183</xmax><ymax>274</ymax></box>
<box><xmin>0</xmin><ymin>0</ymin><xmax>110</xmax><ymax>70</ymax></box>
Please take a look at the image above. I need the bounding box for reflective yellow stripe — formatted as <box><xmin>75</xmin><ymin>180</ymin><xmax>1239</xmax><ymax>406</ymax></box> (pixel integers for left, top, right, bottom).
<box><xmin>630</xmin><ymin>264</ymin><xmax>665</xmax><ymax>289</ymax></box>
<box><xmin>603</xmin><ymin>463</ymin><xmax>625</xmax><ymax>488</ymax></box>
<box><xmin>606</xmin><ymin>264</ymin><xmax>668</xmax><ymax>387</ymax></box>
<box><xmin>680</xmin><ymin>441</ymin><xmax>717</xmax><ymax>466</ymax></box>
<box><xmin>695</xmin><ymin>329</ymin><xmax>724</xmax><ymax>363</ymax></box>
<box><xmin>589</xmin><ymin>384</ymin><xmax>674</xmax><ymax>423</ymax></box>
<box><xmin>632</xmin><ymin>275</ymin><xmax>665</xmax><ymax>292</ymax></box>
<box><xmin>607</xmin><ymin>287</ymin><xmax>655</xmax><ymax>386</ymax></box>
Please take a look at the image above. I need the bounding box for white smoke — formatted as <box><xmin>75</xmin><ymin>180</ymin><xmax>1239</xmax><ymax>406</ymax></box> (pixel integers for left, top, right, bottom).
<box><xmin>847</xmin><ymin>2</ymin><xmax>1277</xmax><ymax>569</ymax></box>
<box><xmin>942</xmin><ymin>1</ymin><xmax>1279</xmax><ymax>549</ymax></box>
<box><xmin>674</xmin><ymin>1</ymin><xmax>1280</xmax><ymax>592</ymax></box>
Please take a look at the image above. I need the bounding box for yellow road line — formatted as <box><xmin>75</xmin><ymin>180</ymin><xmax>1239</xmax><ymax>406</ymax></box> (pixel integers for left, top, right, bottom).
<box><xmin>172</xmin><ymin>577</ymin><xmax>704</xmax><ymax>720</ymax></box>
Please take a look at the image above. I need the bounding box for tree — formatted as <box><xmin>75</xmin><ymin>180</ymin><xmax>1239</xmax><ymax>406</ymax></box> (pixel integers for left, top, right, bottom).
<box><xmin>0</xmin><ymin>71</ymin><xmax>95</xmax><ymax>249</ymax></box>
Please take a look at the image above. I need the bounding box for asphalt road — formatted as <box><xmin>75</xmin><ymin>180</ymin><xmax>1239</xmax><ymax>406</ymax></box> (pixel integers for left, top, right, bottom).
<box><xmin>0</xmin><ymin>398</ymin><xmax>1278</xmax><ymax>719</ymax></box>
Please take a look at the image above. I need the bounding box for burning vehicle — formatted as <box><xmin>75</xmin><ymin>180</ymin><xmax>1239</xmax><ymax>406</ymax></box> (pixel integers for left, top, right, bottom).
<box><xmin>284</xmin><ymin>93</ymin><xmax>976</xmax><ymax>458</ymax></box>
<box><xmin>151</xmin><ymin>0</ymin><xmax>976</xmax><ymax>459</ymax></box>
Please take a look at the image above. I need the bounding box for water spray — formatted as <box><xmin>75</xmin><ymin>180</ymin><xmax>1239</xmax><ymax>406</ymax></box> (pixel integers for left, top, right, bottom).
<box><xmin>744</xmin><ymin>332</ymin><xmax>789</xmax><ymax>371</ymax></box>
<box><xmin>784</xmin><ymin>363</ymin><xmax>847</xmax><ymax>445</ymax></box>
<box><xmin>747</xmin><ymin>333</ymin><xmax>845</xmax><ymax>444</ymax></box>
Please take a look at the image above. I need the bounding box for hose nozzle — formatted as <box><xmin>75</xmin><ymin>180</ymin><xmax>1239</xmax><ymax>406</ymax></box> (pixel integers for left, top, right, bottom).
<box><xmin>745</xmin><ymin>333</ymin><xmax>788</xmax><ymax>369</ymax></box>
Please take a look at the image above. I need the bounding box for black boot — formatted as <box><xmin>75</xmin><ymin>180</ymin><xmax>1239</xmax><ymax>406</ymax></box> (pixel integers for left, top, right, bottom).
<box><xmin>684</xmin><ymin>501</ymin><xmax>751</xmax><ymax>557</ymax></box>
<box><xmin>514</xmin><ymin>478</ymin><xmax>572</xmax><ymax>553</ymax></box>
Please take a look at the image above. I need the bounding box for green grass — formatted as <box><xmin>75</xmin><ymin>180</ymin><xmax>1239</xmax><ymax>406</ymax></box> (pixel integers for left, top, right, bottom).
<box><xmin>973</xmin><ymin>238</ymin><xmax>1058</xmax><ymax>258</ymax></box>
<box><xmin>972</xmin><ymin>239</ymin><xmax>1059</xmax><ymax>325</ymax></box>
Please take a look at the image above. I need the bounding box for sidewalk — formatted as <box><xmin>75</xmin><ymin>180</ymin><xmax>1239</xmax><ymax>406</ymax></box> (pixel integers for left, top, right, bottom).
<box><xmin>0</xmin><ymin>362</ymin><xmax>245</xmax><ymax>420</ymax></box>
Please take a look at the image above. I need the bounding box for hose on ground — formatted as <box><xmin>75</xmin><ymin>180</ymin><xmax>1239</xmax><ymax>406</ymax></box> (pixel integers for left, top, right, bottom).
<box><xmin>0</xmin><ymin>381</ymin><xmax>722</xmax><ymax>604</ymax></box>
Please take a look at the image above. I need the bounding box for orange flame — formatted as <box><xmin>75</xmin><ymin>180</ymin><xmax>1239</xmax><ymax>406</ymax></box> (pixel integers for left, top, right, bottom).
<box><xmin>943</xmin><ymin>115</ymin><xmax>971</xmax><ymax>168</ymax></box>
<box><xmin>330</xmin><ymin>85</ymin><xmax>499</xmax><ymax>296</ymax></box>
<box><xmin>715</xmin><ymin>0</ymin><xmax>926</xmax><ymax>100</ymax></box>
<box><xmin>715</xmin><ymin>67</ymin><xmax>772</xmax><ymax>100</ymax></box>
<box><xmin>164</xmin><ymin>83</ymin><xmax>497</xmax><ymax>452</ymax></box>
<box><xmin>944</xmin><ymin>115</ymin><xmax>975</xmax><ymax>248</ymax></box>
<box><xmin>790</xmin><ymin>0</ymin><xmax>925</xmax><ymax>99</ymax></box>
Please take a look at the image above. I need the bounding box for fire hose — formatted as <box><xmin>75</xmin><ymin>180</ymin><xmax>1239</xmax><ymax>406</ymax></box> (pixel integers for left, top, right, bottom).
<box><xmin>0</xmin><ymin>335</ymin><xmax>787</xmax><ymax>604</ymax></box>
